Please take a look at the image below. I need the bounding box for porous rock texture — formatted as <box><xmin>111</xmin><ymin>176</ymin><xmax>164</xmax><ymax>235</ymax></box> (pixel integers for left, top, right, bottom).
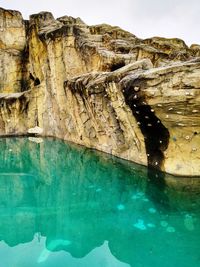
<box><xmin>0</xmin><ymin>7</ymin><xmax>199</xmax><ymax>176</ymax></box>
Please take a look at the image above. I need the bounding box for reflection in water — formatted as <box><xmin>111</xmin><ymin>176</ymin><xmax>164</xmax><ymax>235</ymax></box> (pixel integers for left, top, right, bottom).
<box><xmin>38</xmin><ymin>239</ymin><xmax>72</xmax><ymax>263</ymax></box>
<box><xmin>0</xmin><ymin>138</ymin><xmax>200</xmax><ymax>267</ymax></box>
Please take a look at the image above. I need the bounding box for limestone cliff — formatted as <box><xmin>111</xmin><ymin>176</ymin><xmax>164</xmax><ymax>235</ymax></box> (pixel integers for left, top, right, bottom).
<box><xmin>0</xmin><ymin>7</ymin><xmax>199</xmax><ymax>177</ymax></box>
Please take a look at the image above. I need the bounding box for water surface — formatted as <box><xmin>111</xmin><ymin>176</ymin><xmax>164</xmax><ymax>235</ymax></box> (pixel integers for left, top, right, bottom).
<box><xmin>0</xmin><ymin>138</ymin><xmax>199</xmax><ymax>267</ymax></box>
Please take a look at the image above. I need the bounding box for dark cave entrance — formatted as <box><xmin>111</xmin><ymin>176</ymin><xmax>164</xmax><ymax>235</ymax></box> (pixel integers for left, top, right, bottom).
<box><xmin>122</xmin><ymin>83</ymin><xmax>170</xmax><ymax>171</ymax></box>
<box><xmin>30</xmin><ymin>73</ymin><xmax>41</xmax><ymax>86</ymax></box>
<box><xmin>110</xmin><ymin>62</ymin><xmax>125</xmax><ymax>71</ymax></box>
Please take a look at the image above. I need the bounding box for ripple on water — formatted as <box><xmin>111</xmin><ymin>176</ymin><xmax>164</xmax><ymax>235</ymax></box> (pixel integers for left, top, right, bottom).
<box><xmin>133</xmin><ymin>219</ymin><xmax>147</xmax><ymax>230</ymax></box>
<box><xmin>148</xmin><ymin>208</ymin><xmax>157</xmax><ymax>214</ymax></box>
<box><xmin>131</xmin><ymin>192</ymin><xmax>144</xmax><ymax>200</ymax></box>
<box><xmin>166</xmin><ymin>226</ymin><xmax>176</xmax><ymax>233</ymax></box>
<box><xmin>147</xmin><ymin>223</ymin><xmax>156</xmax><ymax>228</ymax></box>
<box><xmin>160</xmin><ymin>221</ymin><xmax>168</xmax><ymax>227</ymax></box>
<box><xmin>96</xmin><ymin>188</ymin><xmax>102</xmax><ymax>192</ymax></box>
<box><xmin>88</xmin><ymin>185</ymin><xmax>95</xmax><ymax>188</ymax></box>
<box><xmin>117</xmin><ymin>204</ymin><xmax>125</xmax><ymax>211</ymax></box>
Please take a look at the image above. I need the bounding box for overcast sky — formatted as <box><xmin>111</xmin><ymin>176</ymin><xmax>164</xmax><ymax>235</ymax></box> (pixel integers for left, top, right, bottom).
<box><xmin>0</xmin><ymin>0</ymin><xmax>199</xmax><ymax>46</ymax></box>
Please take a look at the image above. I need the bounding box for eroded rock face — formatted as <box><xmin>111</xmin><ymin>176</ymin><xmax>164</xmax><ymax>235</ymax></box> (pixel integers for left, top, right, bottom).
<box><xmin>0</xmin><ymin>8</ymin><xmax>27</xmax><ymax>93</ymax></box>
<box><xmin>0</xmin><ymin>7</ymin><xmax>199</xmax><ymax>176</ymax></box>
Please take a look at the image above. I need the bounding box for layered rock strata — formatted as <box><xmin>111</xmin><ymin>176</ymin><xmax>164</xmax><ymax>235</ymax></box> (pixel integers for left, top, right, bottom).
<box><xmin>0</xmin><ymin>7</ymin><xmax>199</xmax><ymax>176</ymax></box>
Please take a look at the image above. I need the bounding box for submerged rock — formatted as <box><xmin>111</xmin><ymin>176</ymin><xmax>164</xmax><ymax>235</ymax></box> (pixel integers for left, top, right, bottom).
<box><xmin>0</xmin><ymin>7</ymin><xmax>199</xmax><ymax>176</ymax></box>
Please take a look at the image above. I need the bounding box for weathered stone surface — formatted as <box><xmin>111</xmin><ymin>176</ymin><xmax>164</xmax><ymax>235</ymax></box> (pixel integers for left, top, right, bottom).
<box><xmin>28</xmin><ymin>126</ymin><xmax>43</xmax><ymax>135</ymax></box>
<box><xmin>0</xmin><ymin>8</ymin><xmax>26</xmax><ymax>93</ymax></box>
<box><xmin>0</xmin><ymin>7</ymin><xmax>199</xmax><ymax>177</ymax></box>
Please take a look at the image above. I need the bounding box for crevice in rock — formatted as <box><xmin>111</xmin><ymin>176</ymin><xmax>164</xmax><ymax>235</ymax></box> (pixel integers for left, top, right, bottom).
<box><xmin>34</xmin><ymin>78</ymin><xmax>40</xmax><ymax>86</ymax></box>
<box><xmin>122</xmin><ymin>83</ymin><xmax>170</xmax><ymax>171</ymax></box>
<box><xmin>20</xmin><ymin>47</ymin><xmax>30</xmax><ymax>92</ymax></box>
<box><xmin>29</xmin><ymin>73</ymin><xmax>35</xmax><ymax>81</ymax></box>
<box><xmin>116</xmin><ymin>47</ymin><xmax>130</xmax><ymax>54</ymax></box>
<box><xmin>110</xmin><ymin>61</ymin><xmax>125</xmax><ymax>71</ymax></box>
<box><xmin>29</xmin><ymin>73</ymin><xmax>41</xmax><ymax>86</ymax></box>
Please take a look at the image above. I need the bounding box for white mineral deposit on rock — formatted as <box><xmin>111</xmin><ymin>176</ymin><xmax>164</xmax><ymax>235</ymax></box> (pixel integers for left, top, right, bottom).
<box><xmin>28</xmin><ymin>127</ymin><xmax>43</xmax><ymax>135</ymax></box>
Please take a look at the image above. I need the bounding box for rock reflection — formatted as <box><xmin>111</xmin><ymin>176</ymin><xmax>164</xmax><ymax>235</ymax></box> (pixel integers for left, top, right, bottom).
<box><xmin>0</xmin><ymin>138</ymin><xmax>200</xmax><ymax>267</ymax></box>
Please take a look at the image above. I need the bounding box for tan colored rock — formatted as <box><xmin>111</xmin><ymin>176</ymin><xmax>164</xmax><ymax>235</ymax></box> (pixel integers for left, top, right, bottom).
<box><xmin>0</xmin><ymin>8</ymin><xmax>26</xmax><ymax>50</ymax></box>
<box><xmin>0</xmin><ymin>8</ymin><xmax>26</xmax><ymax>93</ymax></box>
<box><xmin>0</xmin><ymin>8</ymin><xmax>199</xmax><ymax>177</ymax></box>
<box><xmin>28</xmin><ymin>126</ymin><xmax>43</xmax><ymax>135</ymax></box>
<box><xmin>119</xmin><ymin>59</ymin><xmax>200</xmax><ymax>176</ymax></box>
<box><xmin>190</xmin><ymin>44</ymin><xmax>200</xmax><ymax>57</ymax></box>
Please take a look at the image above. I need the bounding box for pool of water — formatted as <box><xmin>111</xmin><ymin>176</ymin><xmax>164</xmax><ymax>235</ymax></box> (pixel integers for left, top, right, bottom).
<box><xmin>0</xmin><ymin>137</ymin><xmax>200</xmax><ymax>267</ymax></box>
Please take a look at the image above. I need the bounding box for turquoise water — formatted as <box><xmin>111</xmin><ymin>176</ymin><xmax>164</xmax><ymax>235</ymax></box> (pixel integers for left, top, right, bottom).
<box><xmin>0</xmin><ymin>138</ymin><xmax>200</xmax><ymax>267</ymax></box>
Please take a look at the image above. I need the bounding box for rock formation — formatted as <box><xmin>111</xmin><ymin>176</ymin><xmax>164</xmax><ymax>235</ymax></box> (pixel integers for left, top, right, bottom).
<box><xmin>0</xmin><ymin>7</ymin><xmax>199</xmax><ymax>176</ymax></box>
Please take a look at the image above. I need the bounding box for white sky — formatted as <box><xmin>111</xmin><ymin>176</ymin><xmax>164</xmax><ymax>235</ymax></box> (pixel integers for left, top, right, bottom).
<box><xmin>0</xmin><ymin>0</ymin><xmax>199</xmax><ymax>46</ymax></box>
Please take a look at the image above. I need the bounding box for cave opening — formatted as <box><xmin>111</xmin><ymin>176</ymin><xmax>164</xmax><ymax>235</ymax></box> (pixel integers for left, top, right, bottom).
<box><xmin>29</xmin><ymin>73</ymin><xmax>41</xmax><ymax>86</ymax></box>
<box><xmin>34</xmin><ymin>78</ymin><xmax>40</xmax><ymax>86</ymax></box>
<box><xmin>110</xmin><ymin>62</ymin><xmax>125</xmax><ymax>71</ymax></box>
<box><xmin>29</xmin><ymin>73</ymin><xmax>34</xmax><ymax>81</ymax></box>
<box><xmin>122</xmin><ymin>84</ymin><xmax>170</xmax><ymax>171</ymax></box>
